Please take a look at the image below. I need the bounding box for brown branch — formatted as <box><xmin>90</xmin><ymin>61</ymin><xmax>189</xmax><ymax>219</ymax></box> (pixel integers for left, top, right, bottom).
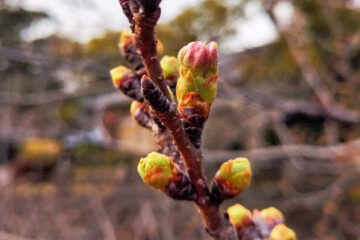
<box><xmin>261</xmin><ymin>1</ymin><xmax>360</xmax><ymax>123</ymax></box>
<box><xmin>0</xmin><ymin>47</ymin><xmax>109</xmax><ymax>78</ymax></box>
<box><xmin>204</xmin><ymin>138</ymin><xmax>360</xmax><ymax>164</ymax></box>
<box><xmin>119</xmin><ymin>1</ymin><xmax>238</xmax><ymax>239</ymax></box>
<box><xmin>283</xmin><ymin>173</ymin><xmax>360</xmax><ymax>211</ymax></box>
<box><xmin>124</xmin><ymin>0</ymin><xmax>171</xmax><ymax>100</ymax></box>
<box><xmin>141</xmin><ymin>78</ymin><xmax>237</xmax><ymax>239</ymax></box>
<box><xmin>0</xmin><ymin>84</ymin><xmax>115</xmax><ymax>106</ymax></box>
<box><xmin>219</xmin><ymin>79</ymin><xmax>360</xmax><ymax>124</ymax></box>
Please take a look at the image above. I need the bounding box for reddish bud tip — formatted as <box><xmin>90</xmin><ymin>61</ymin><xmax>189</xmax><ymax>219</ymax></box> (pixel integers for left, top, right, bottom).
<box><xmin>178</xmin><ymin>41</ymin><xmax>218</xmax><ymax>69</ymax></box>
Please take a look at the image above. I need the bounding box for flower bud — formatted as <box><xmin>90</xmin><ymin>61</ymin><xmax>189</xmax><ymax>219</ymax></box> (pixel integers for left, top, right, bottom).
<box><xmin>160</xmin><ymin>56</ymin><xmax>179</xmax><ymax>79</ymax></box>
<box><xmin>227</xmin><ymin>204</ymin><xmax>253</xmax><ymax>227</ymax></box>
<box><xmin>260</xmin><ymin>207</ymin><xmax>284</xmax><ymax>228</ymax></box>
<box><xmin>130</xmin><ymin>101</ymin><xmax>142</xmax><ymax>118</ymax></box>
<box><xmin>177</xmin><ymin>41</ymin><xmax>218</xmax><ymax>105</ymax></box>
<box><xmin>118</xmin><ymin>30</ymin><xmax>134</xmax><ymax>55</ymax></box>
<box><xmin>213</xmin><ymin>158</ymin><xmax>252</xmax><ymax>198</ymax></box>
<box><xmin>178</xmin><ymin>41</ymin><xmax>218</xmax><ymax>69</ymax></box>
<box><xmin>110</xmin><ymin>66</ymin><xmax>133</xmax><ymax>89</ymax></box>
<box><xmin>137</xmin><ymin>152</ymin><xmax>176</xmax><ymax>189</ymax></box>
<box><xmin>270</xmin><ymin>224</ymin><xmax>297</xmax><ymax>240</ymax></box>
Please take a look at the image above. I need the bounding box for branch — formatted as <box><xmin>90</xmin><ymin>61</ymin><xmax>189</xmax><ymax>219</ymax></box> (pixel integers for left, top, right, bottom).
<box><xmin>261</xmin><ymin>2</ymin><xmax>360</xmax><ymax>123</ymax></box>
<box><xmin>204</xmin><ymin>139</ymin><xmax>360</xmax><ymax>164</ymax></box>
<box><xmin>219</xmin><ymin>76</ymin><xmax>360</xmax><ymax>125</ymax></box>
<box><xmin>118</xmin><ymin>1</ymin><xmax>238</xmax><ymax>239</ymax></box>
<box><xmin>121</xmin><ymin>0</ymin><xmax>171</xmax><ymax>100</ymax></box>
<box><xmin>0</xmin><ymin>47</ymin><xmax>109</xmax><ymax>78</ymax></box>
<box><xmin>0</xmin><ymin>83</ymin><xmax>114</xmax><ymax>106</ymax></box>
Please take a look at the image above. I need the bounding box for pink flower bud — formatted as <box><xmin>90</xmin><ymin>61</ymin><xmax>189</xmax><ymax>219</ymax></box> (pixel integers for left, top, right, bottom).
<box><xmin>178</xmin><ymin>41</ymin><xmax>218</xmax><ymax>69</ymax></box>
<box><xmin>177</xmin><ymin>41</ymin><xmax>218</xmax><ymax>105</ymax></box>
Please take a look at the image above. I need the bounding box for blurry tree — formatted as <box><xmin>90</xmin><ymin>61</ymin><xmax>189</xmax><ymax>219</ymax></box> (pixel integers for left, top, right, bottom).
<box><xmin>156</xmin><ymin>0</ymin><xmax>239</xmax><ymax>55</ymax></box>
<box><xmin>0</xmin><ymin>6</ymin><xmax>47</xmax><ymax>47</ymax></box>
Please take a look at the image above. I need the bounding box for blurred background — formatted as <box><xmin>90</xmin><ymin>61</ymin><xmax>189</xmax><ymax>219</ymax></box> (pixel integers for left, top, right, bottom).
<box><xmin>1</xmin><ymin>0</ymin><xmax>360</xmax><ymax>239</ymax></box>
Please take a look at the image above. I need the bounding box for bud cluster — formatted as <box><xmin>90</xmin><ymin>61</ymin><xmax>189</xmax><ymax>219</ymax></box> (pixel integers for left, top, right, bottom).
<box><xmin>226</xmin><ymin>204</ymin><xmax>297</xmax><ymax>240</ymax></box>
<box><xmin>110</xmin><ymin>31</ymin><xmax>299</xmax><ymax>239</ymax></box>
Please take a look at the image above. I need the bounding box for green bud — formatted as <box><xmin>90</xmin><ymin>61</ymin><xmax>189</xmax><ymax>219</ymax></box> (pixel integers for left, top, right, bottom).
<box><xmin>130</xmin><ymin>101</ymin><xmax>142</xmax><ymax>118</ymax></box>
<box><xmin>137</xmin><ymin>152</ymin><xmax>175</xmax><ymax>189</ymax></box>
<box><xmin>118</xmin><ymin>30</ymin><xmax>134</xmax><ymax>55</ymax></box>
<box><xmin>227</xmin><ymin>204</ymin><xmax>252</xmax><ymax>227</ymax></box>
<box><xmin>176</xmin><ymin>41</ymin><xmax>218</xmax><ymax>105</ymax></box>
<box><xmin>215</xmin><ymin>158</ymin><xmax>252</xmax><ymax>195</ymax></box>
<box><xmin>270</xmin><ymin>224</ymin><xmax>297</xmax><ymax>240</ymax></box>
<box><xmin>160</xmin><ymin>56</ymin><xmax>179</xmax><ymax>79</ymax></box>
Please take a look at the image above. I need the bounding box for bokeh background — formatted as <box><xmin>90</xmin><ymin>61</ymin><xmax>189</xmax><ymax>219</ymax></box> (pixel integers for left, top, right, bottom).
<box><xmin>1</xmin><ymin>0</ymin><xmax>360</xmax><ymax>239</ymax></box>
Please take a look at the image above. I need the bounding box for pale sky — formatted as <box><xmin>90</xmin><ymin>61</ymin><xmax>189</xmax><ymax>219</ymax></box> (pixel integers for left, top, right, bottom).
<box><xmin>5</xmin><ymin>0</ymin><xmax>297</xmax><ymax>52</ymax></box>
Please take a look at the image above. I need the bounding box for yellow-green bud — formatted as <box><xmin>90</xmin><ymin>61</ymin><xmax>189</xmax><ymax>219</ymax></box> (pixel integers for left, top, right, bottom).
<box><xmin>215</xmin><ymin>158</ymin><xmax>252</xmax><ymax>195</ymax></box>
<box><xmin>118</xmin><ymin>30</ymin><xmax>134</xmax><ymax>55</ymax></box>
<box><xmin>118</xmin><ymin>30</ymin><xmax>163</xmax><ymax>55</ymax></box>
<box><xmin>110</xmin><ymin>65</ymin><xmax>133</xmax><ymax>89</ymax></box>
<box><xmin>270</xmin><ymin>224</ymin><xmax>297</xmax><ymax>240</ymax></box>
<box><xmin>130</xmin><ymin>101</ymin><xmax>142</xmax><ymax>118</ymax></box>
<box><xmin>137</xmin><ymin>152</ymin><xmax>175</xmax><ymax>189</ymax></box>
<box><xmin>260</xmin><ymin>207</ymin><xmax>284</xmax><ymax>228</ymax></box>
<box><xmin>176</xmin><ymin>41</ymin><xmax>218</xmax><ymax>105</ymax></box>
<box><xmin>227</xmin><ymin>204</ymin><xmax>253</xmax><ymax>227</ymax></box>
<box><xmin>160</xmin><ymin>56</ymin><xmax>179</xmax><ymax>79</ymax></box>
